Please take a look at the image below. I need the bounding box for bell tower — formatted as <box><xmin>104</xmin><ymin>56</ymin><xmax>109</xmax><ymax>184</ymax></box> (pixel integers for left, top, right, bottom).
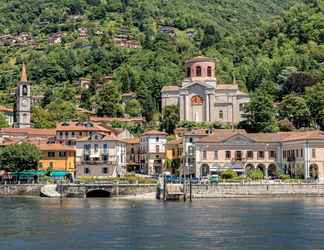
<box><xmin>16</xmin><ymin>63</ymin><xmax>31</xmax><ymax>128</ymax></box>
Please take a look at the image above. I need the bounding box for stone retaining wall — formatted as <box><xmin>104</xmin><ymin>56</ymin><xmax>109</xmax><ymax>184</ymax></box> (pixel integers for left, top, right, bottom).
<box><xmin>0</xmin><ymin>184</ymin><xmax>42</xmax><ymax>196</ymax></box>
<box><xmin>190</xmin><ymin>184</ymin><xmax>324</xmax><ymax>198</ymax></box>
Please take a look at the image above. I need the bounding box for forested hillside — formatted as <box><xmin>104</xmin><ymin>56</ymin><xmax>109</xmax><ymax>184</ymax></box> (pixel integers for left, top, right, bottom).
<box><xmin>0</xmin><ymin>0</ymin><xmax>322</xmax><ymax>133</ymax></box>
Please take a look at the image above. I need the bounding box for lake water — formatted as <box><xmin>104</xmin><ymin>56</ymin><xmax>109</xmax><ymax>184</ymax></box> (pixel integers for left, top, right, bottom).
<box><xmin>0</xmin><ymin>197</ymin><xmax>324</xmax><ymax>250</ymax></box>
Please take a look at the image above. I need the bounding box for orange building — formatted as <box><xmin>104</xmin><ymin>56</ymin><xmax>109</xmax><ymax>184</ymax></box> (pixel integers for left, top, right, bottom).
<box><xmin>34</xmin><ymin>143</ymin><xmax>76</xmax><ymax>175</ymax></box>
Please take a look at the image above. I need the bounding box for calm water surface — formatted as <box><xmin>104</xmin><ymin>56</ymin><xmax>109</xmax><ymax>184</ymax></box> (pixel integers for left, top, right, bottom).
<box><xmin>0</xmin><ymin>197</ymin><xmax>324</xmax><ymax>250</ymax></box>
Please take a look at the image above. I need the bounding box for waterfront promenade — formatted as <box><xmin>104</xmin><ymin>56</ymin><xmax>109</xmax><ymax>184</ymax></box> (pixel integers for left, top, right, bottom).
<box><xmin>2</xmin><ymin>181</ymin><xmax>324</xmax><ymax>199</ymax></box>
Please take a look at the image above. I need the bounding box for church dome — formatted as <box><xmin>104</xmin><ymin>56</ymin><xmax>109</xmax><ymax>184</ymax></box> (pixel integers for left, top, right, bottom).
<box><xmin>185</xmin><ymin>55</ymin><xmax>216</xmax><ymax>81</ymax></box>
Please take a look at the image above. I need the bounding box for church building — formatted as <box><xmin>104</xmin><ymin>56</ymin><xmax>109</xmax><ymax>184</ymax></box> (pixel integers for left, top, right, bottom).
<box><xmin>161</xmin><ymin>56</ymin><xmax>250</xmax><ymax>124</ymax></box>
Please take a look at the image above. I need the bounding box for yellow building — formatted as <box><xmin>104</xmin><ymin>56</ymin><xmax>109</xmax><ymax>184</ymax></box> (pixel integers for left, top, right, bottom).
<box><xmin>35</xmin><ymin>143</ymin><xmax>76</xmax><ymax>175</ymax></box>
<box><xmin>165</xmin><ymin>138</ymin><xmax>182</xmax><ymax>174</ymax></box>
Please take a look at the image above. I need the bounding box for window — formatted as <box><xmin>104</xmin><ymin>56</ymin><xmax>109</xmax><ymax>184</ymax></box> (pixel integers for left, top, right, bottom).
<box><xmin>59</xmin><ymin>132</ymin><xmax>63</xmax><ymax>137</ymax></box>
<box><xmin>49</xmin><ymin>162</ymin><xmax>54</xmax><ymax>168</ymax></box>
<box><xmin>214</xmin><ymin>150</ymin><xmax>218</xmax><ymax>160</ymax></box>
<box><xmin>186</xmin><ymin>67</ymin><xmax>191</xmax><ymax>77</ymax></box>
<box><xmin>270</xmin><ymin>151</ymin><xmax>276</xmax><ymax>159</ymax></box>
<box><xmin>102</xmin><ymin>167</ymin><xmax>108</xmax><ymax>174</ymax></box>
<box><xmin>48</xmin><ymin>151</ymin><xmax>55</xmax><ymax>157</ymax></box>
<box><xmin>22</xmin><ymin>85</ymin><xmax>28</xmax><ymax>96</ymax></box>
<box><xmin>226</xmin><ymin>151</ymin><xmax>231</xmax><ymax>160</ymax></box>
<box><xmin>71</xmin><ymin>131</ymin><xmax>75</xmax><ymax>137</ymax></box>
<box><xmin>131</xmin><ymin>148</ymin><xmax>134</xmax><ymax>154</ymax></box>
<box><xmin>235</xmin><ymin>151</ymin><xmax>242</xmax><ymax>161</ymax></box>
<box><xmin>207</xmin><ymin>66</ymin><xmax>212</xmax><ymax>77</ymax></box>
<box><xmin>156</xmin><ymin>137</ymin><xmax>159</xmax><ymax>142</ymax></box>
<box><xmin>79</xmin><ymin>132</ymin><xmax>82</xmax><ymax>136</ymax></box>
<box><xmin>84</xmin><ymin>168</ymin><xmax>90</xmax><ymax>174</ymax></box>
<box><xmin>219</xmin><ymin>110</ymin><xmax>223</xmax><ymax>120</ymax></box>
<box><xmin>172</xmin><ymin>149</ymin><xmax>176</xmax><ymax>157</ymax></box>
<box><xmin>239</xmin><ymin>103</ymin><xmax>244</xmax><ymax>112</ymax></box>
<box><xmin>156</xmin><ymin>145</ymin><xmax>160</xmax><ymax>153</ymax></box>
<box><xmin>94</xmin><ymin>144</ymin><xmax>99</xmax><ymax>153</ymax></box>
<box><xmin>202</xmin><ymin>150</ymin><xmax>207</xmax><ymax>160</ymax></box>
<box><xmin>196</xmin><ymin>66</ymin><xmax>202</xmax><ymax>77</ymax></box>
<box><xmin>258</xmin><ymin>151</ymin><xmax>264</xmax><ymax>159</ymax></box>
<box><xmin>189</xmin><ymin>138</ymin><xmax>193</xmax><ymax>143</ymax></box>
<box><xmin>65</xmin><ymin>132</ymin><xmax>68</xmax><ymax>137</ymax></box>
<box><xmin>103</xmin><ymin>144</ymin><xmax>108</xmax><ymax>154</ymax></box>
<box><xmin>247</xmin><ymin>151</ymin><xmax>253</xmax><ymax>159</ymax></box>
<box><xmin>312</xmin><ymin>149</ymin><xmax>316</xmax><ymax>158</ymax></box>
<box><xmin>59</xmin><ymin>151</ymin><xmax>66</xmax><ymax>157</ymax></box>
<box><xmin>301</xmin><ymin>149</ymin><xmax>303</xmax><ymax>158</ymax></box>
<box><xmin>296</xmin><ymin>149</ymin><xmax>299</xmax><ymax>158</ymax></box>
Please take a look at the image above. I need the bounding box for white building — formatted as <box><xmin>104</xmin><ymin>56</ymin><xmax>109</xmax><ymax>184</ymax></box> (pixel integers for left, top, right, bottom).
<box><xmin>75</xmin><ymin>132</ymin><xmax>126</xmax><ymax>177</ymax></box>
<box><xmin>139</xmin><ymin>130</ymin><xmax>167</xmax><ymax>176</ymax></box>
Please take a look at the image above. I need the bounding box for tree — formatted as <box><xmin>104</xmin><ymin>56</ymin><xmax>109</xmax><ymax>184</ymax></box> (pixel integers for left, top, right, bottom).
<box><xmin>95</xmin><ymin>83</ymin><xmax>122</xmax><ymax>117</ymax></box>
<box><xmin>220</xmin><ymin>169</ymin><xmax>237</xmax><ymax>180</ymax></box>
<box><xmin>160</xmin><ymin>105</ymin><xmax>179</xmax><ymax>134</ymax></box>
<box><xmin>47</xmin><ymin>101</ymin><xmax>77</xmax><ymax>122</ymax></box>
<box><xmin>32</xmin><ymin>106</ymin><xmax>55</xmax><ymax>128</ymax></box>
<box><xmin>0</xmin><ymin>113</ymin><xmax>9</xmax><ymax>128</ymax></box>
<box><xmin>0</xmin><ymin>143</ymin><xmax>41</xmax><ymax>172</ymax></box>
<box><xmin>279</xmin><ymin>94</ymin><xmax>310</xmax><ymax>128</ymax></box>
<box><xmin>125</xmin><ymin>99</ymin><xmax>142</xmax><ymax>117</ymax></box>
<box><xmin>245</xmin><ymin>90</ymin><xmax>279</xmax><ymax>132</ymax></box>
<box><xmin>305</xmin><ymin>82</ymin><xmax>324</xmax><ymax>129</ymax></box>
<box><xmin>247</xmin><ymin>169</ymin><xmax>264</xmax><ymax>180</ymax></box>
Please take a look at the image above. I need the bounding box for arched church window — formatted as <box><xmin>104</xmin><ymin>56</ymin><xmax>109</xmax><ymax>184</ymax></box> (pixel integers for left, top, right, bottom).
<box><xmin>186</xmin><ymin>67</ymin><xmax>191</xmax><ymax>77</ymax></box>
<box><xmin>22</xmin><ymin>85</ymin><xmax>28</xmax><ymax>96</ymax></box>
<box><xmin>191</xmin><ymin>96</ymin><xmax>204</xmax><ymax>105</ymax></box>
<box><xmin>196</xmin><ymin>66</ymin><xmax>202</xmax><ymax>77</ymax></box>
<box><xmin>219</xmin><ymin>110</ymin><xmax>223</xmax><ymax>120</ymax></box>
<box><xmin>207</xmin><ymin>66</ymin><xmax>212</xmax><ymax>77</ymax></box>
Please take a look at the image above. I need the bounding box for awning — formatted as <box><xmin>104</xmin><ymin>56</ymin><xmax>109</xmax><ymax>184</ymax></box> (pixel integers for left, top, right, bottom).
<box><xmin>50</xmin><ymin>171</ymin><xmax>71</xmax><ymax>177</ymax></box>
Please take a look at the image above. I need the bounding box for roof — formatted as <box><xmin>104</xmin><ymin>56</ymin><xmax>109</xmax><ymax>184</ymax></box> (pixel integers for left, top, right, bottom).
<box><xmin>142</xmin><ymin>130</ymin><xmax>168</xmax><ymax>136</ymax></box>
<box><xmin>215</xmin><ymin>84</ymin><xmax>239</xmax><ymax>90</ymax></box>
<box><xmin>197</xmin><ymin>130</ymin><xmax>324</xmax><ymax>143</ymax></box>
<box><xmin>56</xmin><ymin>121</ymin><xmax>110</xmax><ymax>133</ymax></box>
<box><xmin>33</xmin><ymin>142</ymin><xmax>75</xmax><ymax>151</ymax></box>
<box><xmin>186</xmin><ymin>56</ymin><xmax>215</xmax><ymax>64</ymax></box>
<box><xmin>167</xmin><ymin>138</ymin><xmax>182</xmax><ymax>145</ymax></box>
<box><xmin>20</xmin><ymin>63</ymin><xmax>28</xmax><ymax>82</ymax></box>
<box><xmin>0</xmin><ymin>128</ymin><xmax>56</xmax><ymax>137</ymax></box>
<box><xmin>90</xmin><ymin>116</ymin><xmax>145</xmax><ymax>123</ymax></box>
<box><xmin>0</xmin><ymin>105</ymin><xmax>13</xmax><ymax>112</ymax></box>
<box><xmin>124</xmin><ymin>137</ymin><xmax>140</xmax><ymax>144</ymax></box>
<box><xmin>161</xmin><ymin>85</ymin><xmax>180</xmax><ymax>92</ymax></box>
<box><xmin>76</xmin><ymin>107</ymin><xmax>95</xmax><ymax>115</ymax></box>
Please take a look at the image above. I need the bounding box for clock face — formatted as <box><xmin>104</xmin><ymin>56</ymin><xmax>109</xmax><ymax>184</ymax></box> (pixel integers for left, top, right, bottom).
<box><xmin>22</xmin><ymin>99</ymin><xmax>28</xmax><ymax>107</ymax></box>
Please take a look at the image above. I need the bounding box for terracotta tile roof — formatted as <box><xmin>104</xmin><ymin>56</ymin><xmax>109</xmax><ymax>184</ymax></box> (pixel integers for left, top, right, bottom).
<box><xmin>197</xmin><ymin>130</ymin><xmax>324</xmax><ymax>143</ymax></box>
<box><xmin>124</xmin><ymin>137</ymin><xmax>140</xmax><ymax>144</ymax></box>
<box><xmin>32</xmin><ymin>142</ymin><xmax>75</xmax><ymax>151</ymax></box>
<box><xmin>0</xmin><ymin>128</ymin><xmax>56</xmax><ymax>137</ymax></box>
<box><xmin>161</xmin><ymin>85</ymin><xmax>180</xmax><ymax>92</ymax></box>
<box><xmin>167</xmin><ymin>138</ymin><xmax>182</xmax><ymax>145</ymax></box>
<box><xmin>90</xmin><ymin>116</ymin><xmax>145</xmax><ymax>123</ymax></box>
<box><xmin>142</xmin><ymin>130</ymin><xmax>168</xmax><ymax>136</ymax></box>
<box><xmin>0</xmin><ymin>105</ymin><xmax>13</xmax><ymax>112</ymax></box>
<box><xmin>56</xmin><ymin>121</ymin><xmax>110</xmax><ymax>133</ymax></box>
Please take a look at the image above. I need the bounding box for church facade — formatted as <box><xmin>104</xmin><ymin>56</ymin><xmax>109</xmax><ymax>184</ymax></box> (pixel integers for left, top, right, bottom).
<box><xmin>161</xmin><ymin>56</ymin><xmax>250</xmax><ymax>124</ymax></box>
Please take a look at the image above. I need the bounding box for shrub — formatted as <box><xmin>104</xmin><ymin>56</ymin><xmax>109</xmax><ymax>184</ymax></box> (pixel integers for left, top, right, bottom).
<box><xmin>247</xmin><ymin>169</ymin><xmax>264</xmax><ymax>180</ymax></box>
<box><xmin>220</xmin><ymin>169</ymin><xmax>237</xmax><ymax>180</ymax></box>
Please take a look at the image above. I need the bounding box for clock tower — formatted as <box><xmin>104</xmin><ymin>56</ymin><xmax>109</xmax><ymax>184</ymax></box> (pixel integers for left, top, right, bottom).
<box><xmin>16</xmin><ymin>63</ymin><xmax>31</xmax><ymax>128</ymax></box>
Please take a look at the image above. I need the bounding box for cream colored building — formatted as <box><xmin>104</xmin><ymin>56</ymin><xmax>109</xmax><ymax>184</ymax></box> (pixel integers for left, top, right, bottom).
<box><xmin>193</xmin><ymin>130</ymin><xmax>324</xmax><ymax>182</ymax></box>
<box><xmin>161</xmin><ymin>56</ymin><xmax>250</xmax><ymax>124</ymax></box>
<box><xmin>139</xmin><ymin>130</ymin><xmax>167</xmax><ymax>176</ymax></box>
<box><xmin>75</xmin><ymin>132</ymin><xmax>126</xmax><ymax>177</ymax></box>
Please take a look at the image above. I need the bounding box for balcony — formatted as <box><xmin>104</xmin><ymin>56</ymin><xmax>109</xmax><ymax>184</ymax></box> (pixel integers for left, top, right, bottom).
<box><xmin>82</xmin><ymin>155</ymin><xmax>114</xmax><ymax>165</ymax></box>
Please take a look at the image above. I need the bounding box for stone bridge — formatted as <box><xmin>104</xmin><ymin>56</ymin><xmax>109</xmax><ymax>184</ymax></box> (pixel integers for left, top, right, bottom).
<box><xmin>60</xmin><ymin>183</ymin><xmax>157</xmax><ymax>198</ymax></box>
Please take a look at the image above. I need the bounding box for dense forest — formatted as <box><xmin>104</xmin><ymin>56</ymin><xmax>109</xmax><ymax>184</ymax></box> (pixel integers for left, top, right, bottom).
<box><xmin>0</xmin><ymin>0</ymin><xmax>322</xmax><ymax>133</ymax></box>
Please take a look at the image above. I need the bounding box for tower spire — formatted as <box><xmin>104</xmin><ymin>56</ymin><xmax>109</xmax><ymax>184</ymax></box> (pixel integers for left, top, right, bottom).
<box><xmin>20</xmin><ymin>63</ymin><xmax>28</xmax><ymax>82</ymax></box>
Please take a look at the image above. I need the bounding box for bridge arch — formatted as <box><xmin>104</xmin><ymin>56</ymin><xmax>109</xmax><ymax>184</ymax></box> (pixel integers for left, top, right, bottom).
<box><xmin>86</xmin><ymin>189</ymin><xmax>111</xmax><ymax>198</ymax></box>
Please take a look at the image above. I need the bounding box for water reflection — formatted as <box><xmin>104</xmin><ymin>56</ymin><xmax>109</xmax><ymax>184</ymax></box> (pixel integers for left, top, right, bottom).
<box><xmin>1</xmin><ymin>197</ymin><xmax>324</xmax><ymax>250</ymax></box>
